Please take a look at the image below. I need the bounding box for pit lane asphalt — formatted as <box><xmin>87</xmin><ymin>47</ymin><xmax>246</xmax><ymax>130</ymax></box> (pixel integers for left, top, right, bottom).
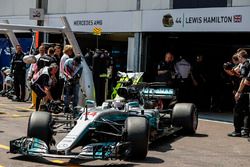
<box><xmin>0</xmin><ymin>96</ymin><xmax>250</xmax><ymax>167</ymax></box>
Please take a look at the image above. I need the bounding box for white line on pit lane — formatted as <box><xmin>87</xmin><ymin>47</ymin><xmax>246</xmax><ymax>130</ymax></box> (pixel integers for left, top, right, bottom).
<box><xmin>199</xmin><ymin>118</ymin><xmax>233</xmax><ymax>125</ymax></box>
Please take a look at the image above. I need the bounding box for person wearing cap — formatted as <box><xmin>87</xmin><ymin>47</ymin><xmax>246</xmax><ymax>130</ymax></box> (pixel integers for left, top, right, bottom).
<box><xmin>63</xmin><ymin>55</ymin><xmax>83</xmax><ymax>118</ymax></box>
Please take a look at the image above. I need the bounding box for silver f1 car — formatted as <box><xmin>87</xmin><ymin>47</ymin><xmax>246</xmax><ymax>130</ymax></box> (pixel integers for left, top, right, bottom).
<box><xmin>9</xmin><ymin>82</ymin><xmax>198</xmax><ymax>160</ymax></box>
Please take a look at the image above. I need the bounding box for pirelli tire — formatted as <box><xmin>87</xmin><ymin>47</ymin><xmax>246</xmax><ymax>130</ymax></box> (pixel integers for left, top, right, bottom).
<box><xmin>125</xmin><ymin>116</ymin><xmax>149</xmax><ymax>160</ymax></box>
<box><xmin>172</xmin><ymin>103</ymin><xmax>198</xmax><ymax>134</ymax></box>
<box><xmin>27</xmin><ymin>111</ymin><xmax>53</xmax><ymax>146</ymax></box>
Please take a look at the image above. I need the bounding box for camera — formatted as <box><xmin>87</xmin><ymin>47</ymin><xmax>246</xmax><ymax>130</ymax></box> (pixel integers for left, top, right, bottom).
<box><xmin>223</xmin><ymin>62</ymin><xmax>234</xmax><ymax>70</ymax></box>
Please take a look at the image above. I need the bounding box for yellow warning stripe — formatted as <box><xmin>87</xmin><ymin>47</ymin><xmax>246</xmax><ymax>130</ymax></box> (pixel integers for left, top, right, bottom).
<box><xmin>15</xmin><ymin>107</ymin><xmax>34</xmax><ymax>112</ymax></box>
<box><xmin>0</xmin><ymin>144</ymin><xmax>64</xmax><ymax>165</ymax></box>
<box><xmin>0</xmin><ymin>105</ymin><xmax>33</xmax><ymax>118</ymax></box>
<box><xmin>0</xmin><ymin>103</ymin><xmax>34</xmax><ymax>112</ymax></box>
<box><xmin>0</xmin><ymin>144</ymin><xmax>9</xmax><ymax>151</ymax></box>
<box><xmin>11</xmin><ymin>114</ymin><xmax>29</xmax><ymax>118</ymax></box>
<box><xmin>51</xmin><ymin>160</ymin><xmax>65</xmax><ymax>164</ymax></box>
<box><xmin>0</xmin><ymin>114</ymin><xmax>29</xmax><ymax>118</ymax></box>
<box><xmin>50</xmin><ymin>160</ymin><xmax>81</xmax><ymax>166</ymax></box>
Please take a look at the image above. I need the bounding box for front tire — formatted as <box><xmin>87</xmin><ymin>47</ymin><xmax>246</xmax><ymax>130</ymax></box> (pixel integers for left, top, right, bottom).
<box><xmin>125</xmin><ymin>116</ymin><xmax>149</xmax><ymax>160</ymax></box>
<box><xmin>27</xmin><ymin>111</ymin><xmax>53</xmax><ymax>146</ymax></box>
<box><xmin>172</xmin><ymin>103</ymin><xmax>198</xmax><ymax>134</ymax></box>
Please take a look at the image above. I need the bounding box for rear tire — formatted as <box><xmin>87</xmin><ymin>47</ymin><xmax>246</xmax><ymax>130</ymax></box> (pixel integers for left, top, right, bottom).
<box><xmin>172</xmin><ymin>103</ymin><xmax>198</xmax><ymax>134</ymax></box>
<box><xmin>125</xmin><ymin>116</ymin><xmax>149</xmax><ymax>160</ymax></box>
<box><xmin>27</xmin><ymin>111</ymin><xmax>53</xmax><ymax>146</ymax></box>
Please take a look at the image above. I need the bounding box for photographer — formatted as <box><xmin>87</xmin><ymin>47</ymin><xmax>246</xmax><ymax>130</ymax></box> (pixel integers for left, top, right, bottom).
<box><xmin>223</xmin><ymin>53</ymin><xmax>241</xmax><ymax>95</ymax></box>
<box><xmin>63</xmin><ymin>56</ymin><xmax>83</xmax><ymax>118</ymax></box>
<box><xmin>228</xmin><ymin>50</ymin><xmax>250</xmax><ymax>137</ymax></box>
<box><xmin>224</xmin><ymin>54</ymin><xmax>241</xmax><ymax>78</ymax></box>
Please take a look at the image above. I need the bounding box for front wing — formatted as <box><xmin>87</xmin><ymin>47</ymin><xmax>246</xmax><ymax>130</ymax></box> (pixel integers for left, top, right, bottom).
<box><xmin>9</xmin><ymin>137</ymin><xmax>131</xmax><ymax>160</ymax></box>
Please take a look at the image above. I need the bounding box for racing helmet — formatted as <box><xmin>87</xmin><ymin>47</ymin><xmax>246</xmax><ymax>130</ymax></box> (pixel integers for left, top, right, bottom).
<box><xmin>112</xmin><ymin>100</ymin><xmax>125</xmax><ymax>110</ymax></box>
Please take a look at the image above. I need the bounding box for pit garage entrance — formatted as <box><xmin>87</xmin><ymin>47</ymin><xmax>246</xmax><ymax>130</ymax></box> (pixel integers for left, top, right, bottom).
<box><xmin>143</xmin><ymin>32</ymin><xmax>250</xmax><ymax>112</ymax></box>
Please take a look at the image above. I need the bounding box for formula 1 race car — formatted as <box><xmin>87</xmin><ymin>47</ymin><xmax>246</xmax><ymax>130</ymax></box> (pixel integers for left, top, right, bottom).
<box><xmin>9</xmin><ymin>82</ymin><xmax>198</xmax><ymax>161</ymax></box>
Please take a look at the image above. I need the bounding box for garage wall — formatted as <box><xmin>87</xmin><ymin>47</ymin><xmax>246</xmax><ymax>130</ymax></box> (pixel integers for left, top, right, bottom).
<box><xmin>141</xmin><ymin>0</ymin><xmax>171</xmax><ymax>10</ymax></box>
<box><xmin>47</xmin><ymin>0</ymin><xmax>172</xmax><ymax>13</ymax></box>
<box><xmin>232</xmin><ymin>0</ymin><xmax>250</xmax><ymax>6</ymax></box>
<box><xmin>0</xmin><ymin>0</ymin><xmax>36</xmax><ymax>16</ymax></box>
<box><xmin>107</xmin><ymin>0</ymin><xmax>137</xmax><ymax>11</ymax></box>
<box><xmin>47</xmin><ymin>0</ymin><xmax>67</xmax><ymax>14</ymax></box>
<box><xmin>47</xmin><ymin>0</ymin><xmax>137</xmax><ymax>14</ymax></box>
<box><xmin>1</xmin><ymin>0</ymin><xmax>250</xmax><ymax>16</ymax></box>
